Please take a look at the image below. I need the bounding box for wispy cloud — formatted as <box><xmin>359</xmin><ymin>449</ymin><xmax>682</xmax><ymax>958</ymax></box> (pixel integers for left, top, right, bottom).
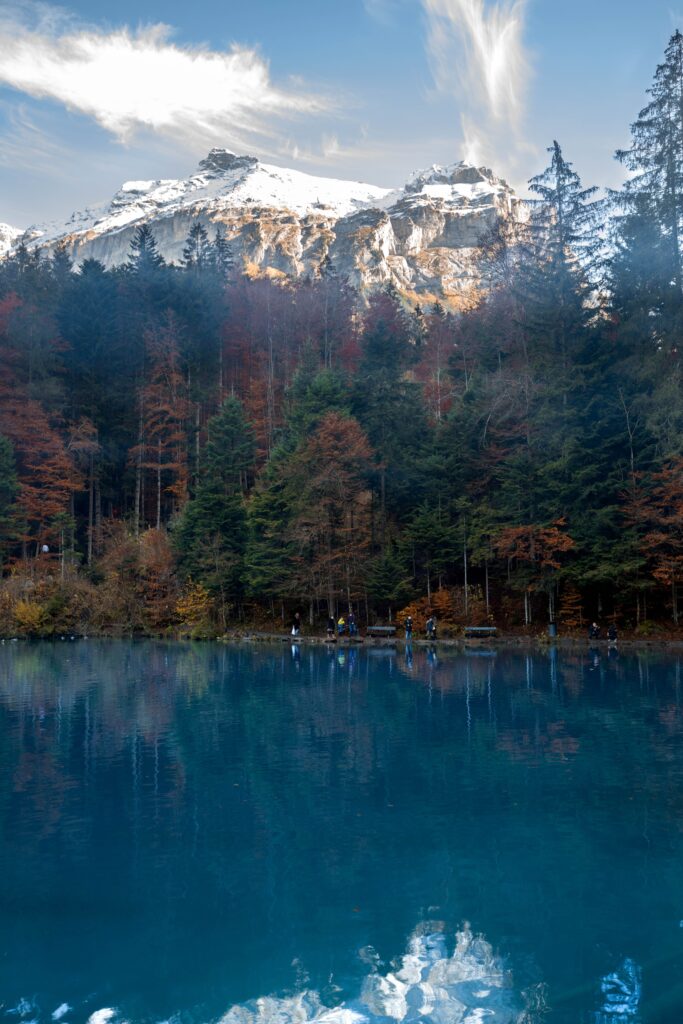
<box><xmin>420</xmin><ymin>0</ymin><xmax>532</xmax><ymax>176</ymax></box>
<box><xmin>0</xmin><ymin>4</ymin><xmax>332</xmax><ymax>154</ymax></box>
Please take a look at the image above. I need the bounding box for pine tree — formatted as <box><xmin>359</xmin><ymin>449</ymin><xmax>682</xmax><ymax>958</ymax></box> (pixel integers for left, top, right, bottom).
<box><xmin>523</xmin><ymin>141</ymin><xmax>603</xmax><ymax>372</ymax></box>
<box><xmin>50</xmin><ymin>242</ymin><xmax>73</xmax><ymax>288</ymax></box>
<box><xmin>127</xmin><ymin>224</ymin><xmax>165</xmax><ymax>274</ymax></box>
<box><xmin>173</xmin><ymin>398</ymin><xmax>255</xmax><ymax>624</ymax></box>
<box><xmin>245</xmin><ymin>457</ymin><xmax>294</xmax><ymax>612</ymax></box>
<box><xmin>401</xmin><ymin>502</ymin><xmax>458</xmax><ymax>600</ymax></box>
<box><xmin>364</xmin><ymin>545</ymin><xmax>413</xmax><ymax>620</ymax></box>
<box><xmin>616</xmin><ymin>31</ymin><xmax>683</xmax><ymax>301</ymax></box>
<box><xmin>212</xmin><ymin>225</ymin><xmax>234</xmax><ymax>276</ymax></box>
<box><xmin>352</xmin><ymin>291</ymin><xmax>431</xmax><ymax>534</ymax></box>
<box><xmin>182</xmin><ymin>222</ymin><xmax>213</xmax><ymax>273</ymax></box>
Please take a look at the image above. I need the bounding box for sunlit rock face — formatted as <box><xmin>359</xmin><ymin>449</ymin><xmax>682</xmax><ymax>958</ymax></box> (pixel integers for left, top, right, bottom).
<box><xmin>7</xmin><ymin>151</ymin><xmax>521</xmax><ymax>305</ymax></box>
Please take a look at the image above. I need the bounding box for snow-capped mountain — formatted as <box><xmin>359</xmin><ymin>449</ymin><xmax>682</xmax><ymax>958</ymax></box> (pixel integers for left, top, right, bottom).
<box><xmin>0</xmin><ymin>222</ymin><xmax>22</xmax><ymax>258</ymax></box>
<box><xmin>6</xmin><ymin>149</ymin><xmax>521</xmax><ymax>302</ymax></box>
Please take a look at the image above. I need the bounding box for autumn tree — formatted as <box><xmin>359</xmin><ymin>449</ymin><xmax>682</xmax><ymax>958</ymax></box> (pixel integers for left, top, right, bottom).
<box><xmin>0</xmin><ymin>435</ymin><xmax>19</xmax><ymax>564</ymax></box>
<box><xmin>494</xmin><ymin>519</ymin><xmax>574</xmax><ymax>624</ymax></box>
<box><xmin>130</xmin><ymin>317</ymin><xmax>189</xmax><ymax>532</ymax></box>
<box><xmin>287</xmin><ymin>412</ymin><xmax>374</xmax><ymax>617</ymax></box>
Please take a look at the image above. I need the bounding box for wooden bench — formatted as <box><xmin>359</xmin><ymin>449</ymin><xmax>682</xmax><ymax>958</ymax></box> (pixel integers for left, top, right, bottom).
<box><xmin>366</xmin><ymin>625</ymin><xmax>397</xmax><ymax>638</ymax></box>
<box><xmin>464</xmin><ymin>626</ymin><xmax>497</xmax><ymax>638</ymax></box>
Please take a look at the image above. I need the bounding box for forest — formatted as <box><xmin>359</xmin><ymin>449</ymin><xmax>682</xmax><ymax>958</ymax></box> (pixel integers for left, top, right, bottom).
<box><xmin>2</xmin><ymin>32</ymin><xmax>683</xmax><ymax>638</ymax></box>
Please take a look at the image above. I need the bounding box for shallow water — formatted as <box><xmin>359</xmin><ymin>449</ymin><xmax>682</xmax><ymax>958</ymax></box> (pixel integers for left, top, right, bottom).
<box><xmin>0</xmin><ymin>640</ymin><xmax>682</xmax><ymax>1023</ymax></box>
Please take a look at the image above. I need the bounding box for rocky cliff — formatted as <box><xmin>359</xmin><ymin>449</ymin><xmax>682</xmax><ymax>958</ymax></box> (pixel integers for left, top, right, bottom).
<box><xmin>7</xmin><ymin>150</ymin><xmax>521</xmax><ymax>304</ymax></box>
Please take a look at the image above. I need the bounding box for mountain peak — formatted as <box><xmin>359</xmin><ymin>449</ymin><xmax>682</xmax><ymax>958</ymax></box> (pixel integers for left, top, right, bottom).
<box><xmin>196</xmin><ymin>149</ymin><xmax>259</xmax><ymax>176</ymax></box>
<box><xmin>406</xmin><ymin>161</ymin><xmax>507</xmax><ymax>194</ymax></box>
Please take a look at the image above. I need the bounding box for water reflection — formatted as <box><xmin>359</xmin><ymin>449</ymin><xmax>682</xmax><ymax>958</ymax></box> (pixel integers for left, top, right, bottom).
<box><xmin>219</xmin><ymin>923</ymin><xmax>540</xmax><ymax>1024</ymax></box>
<box><xmin>0</xmin><ymin>641</ymin><xmax>681</xmax><ymax>1022</ymax></box>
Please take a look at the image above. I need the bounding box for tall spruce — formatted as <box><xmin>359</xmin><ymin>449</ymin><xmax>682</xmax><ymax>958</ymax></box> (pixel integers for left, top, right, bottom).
<box><xmin>181</xmin><ymin>221</ymin><xmax>213</xmax><ymax>273</ymax></box>
<box><xmin>212</xmin><ymin>226</ymin><xmax>234</xmax><ymax>276</ymax></box>
<box><xmin>615</xmin><ymin>31</ymin><xmax>683</xmax><ymax>301</ymax></box>
<box><xmin>173</xmin><ymin>397</ymin><xmax>255</xmax><ymax>623</ymax></box>
<box><xmin>127</xmin><ymin>224</ymin><xmax>165</xmax><ymax>274</ymax></box>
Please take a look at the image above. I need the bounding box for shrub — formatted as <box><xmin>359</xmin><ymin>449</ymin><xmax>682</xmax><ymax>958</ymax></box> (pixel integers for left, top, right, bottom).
<box><xmin>14</xmin><ymin>599</ymin><xmax>45</xmax><ymax>635</ymax></box>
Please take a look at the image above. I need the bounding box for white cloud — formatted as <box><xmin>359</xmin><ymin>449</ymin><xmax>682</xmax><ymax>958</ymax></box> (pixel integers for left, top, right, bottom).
<box><xmin>0</xmin><ymin>5</ymin><xmax>331</xmax><ymax>154</ymax></box>
<box><xmin>420</xmin><ymin>0</ymin><xmax>533</xmax><ymax>177</ymax></box>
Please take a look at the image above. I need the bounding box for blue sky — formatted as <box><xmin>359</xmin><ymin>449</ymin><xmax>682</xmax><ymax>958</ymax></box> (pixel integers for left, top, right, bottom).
<box><xmin>0</xmin><ymin>0</ymin><xmax>680</xmax><ymax>227</ymax></box>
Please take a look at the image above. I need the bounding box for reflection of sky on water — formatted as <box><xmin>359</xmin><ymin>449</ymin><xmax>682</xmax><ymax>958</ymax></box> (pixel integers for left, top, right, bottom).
<box><xmin>1</xmin><ymin>641</ymin><xmax>682</xmax><ymax>1022</ymax></box>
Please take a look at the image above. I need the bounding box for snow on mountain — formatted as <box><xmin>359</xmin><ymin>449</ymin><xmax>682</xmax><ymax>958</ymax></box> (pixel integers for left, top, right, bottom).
<box><xmin>0</xmin><ymin>223</ymin><xmax>22</xmax><ymax>257</ymax></box>
<box><xmin>3</xmin><ymin>150</ymin><xmax>522</xmax><ymax>303</ymax></box>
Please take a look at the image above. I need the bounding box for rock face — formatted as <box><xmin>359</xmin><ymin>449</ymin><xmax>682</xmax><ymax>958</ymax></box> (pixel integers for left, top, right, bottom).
<box><xmin>6</xmin><ymin>150</ymin><xmax>522</xmax><ymax>303</ymax></box>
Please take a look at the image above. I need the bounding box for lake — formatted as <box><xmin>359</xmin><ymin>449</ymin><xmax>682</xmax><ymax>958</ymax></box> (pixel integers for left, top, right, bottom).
<box><xmin>0</xmin><ymin>640</ymin><xmax>682</xmax><ymax>1023</ymax></box>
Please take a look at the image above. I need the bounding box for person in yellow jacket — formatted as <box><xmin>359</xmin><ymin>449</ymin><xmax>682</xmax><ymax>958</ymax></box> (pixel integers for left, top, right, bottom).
<box><xmin>337</xmin><ymin>615</ymin><xmax>346</xmax><ymax>637</ymax></box>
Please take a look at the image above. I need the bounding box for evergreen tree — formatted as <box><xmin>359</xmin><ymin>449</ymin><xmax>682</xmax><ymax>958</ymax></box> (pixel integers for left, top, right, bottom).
<box><xmin>173</xmin><ymin>397</ymin><xmax>255</xmax><ymax>623</ymax></box>
<box><xmin>401</xmin><ymin>502</ymin><xmax>458</xmax><ymax>599</ymax></box>
<box><xmin>127</xmin><ymin>224</ymin><xmax>165</xmax><ymax>274</ymax></box>
<box><xmin>212</xmin><ymin>225</ymin><xmax>234</xmax><ymax>276</ymax></box>
<box><xmin>181</xmin><ymin>221</ymin><xmax>213</xmax><ymax>273</ymax></box>
<box><xmin>365</xmin><ymin>545</ymin><xmax>413</xmax><ymax>620</ymax></box>
<box><xmin>245</xmin><ymin>447</ymin><xmax>296</xmax><ymax>609</ymax></box>
<box><xmin>523</xmin><ymin>140</ymin><xmax>603</xmax><ymax>370</ymax></box>
<box><xmin>50</xmin><ymin>242</ymin><xmax>73</xmax><ymax>289</ymax></box>
<box><xmin>616</xmin><ymin>30</ymin><xmax>683</xmax><ymax>303</ymax></box>
<box><xmin>352</xmin><ymin>291</ymin><xmax>432</xmax><ymax>534</ymax></box>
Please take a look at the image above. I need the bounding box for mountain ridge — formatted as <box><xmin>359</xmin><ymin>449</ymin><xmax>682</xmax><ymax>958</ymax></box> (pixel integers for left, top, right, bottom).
<box><xmin>3</xmin><ymin>149</ymin><xmax>521</xmax><ymax>302</ymax></box>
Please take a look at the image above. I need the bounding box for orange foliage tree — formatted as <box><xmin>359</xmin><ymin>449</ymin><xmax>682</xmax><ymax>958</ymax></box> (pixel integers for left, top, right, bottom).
<box><xmin>494</xmin><ymin>519</ymin><xmax>574</xmax><ymax>624</ymax></box>
<box><xmin>288</xmin><ymin>411</ymin><xmax>373</xmax><ymax>616</ymax></box>
<box><xmin>0</xmin><ymin>295</ymin><xmax>79</xmax><ymax>556</ymax></box>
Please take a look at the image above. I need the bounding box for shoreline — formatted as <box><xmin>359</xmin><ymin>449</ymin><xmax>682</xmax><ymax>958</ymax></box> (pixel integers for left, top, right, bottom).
<box><xmin>2</xmin><ymin>629</ymin><xmax>680</xmax><ymax>651</ymax></box>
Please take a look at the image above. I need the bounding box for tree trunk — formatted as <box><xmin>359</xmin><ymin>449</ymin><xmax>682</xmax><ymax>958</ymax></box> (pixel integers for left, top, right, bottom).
<box><xmin>673</xmin><ymin>576</ymin><xmax>679</xmax><ymax>626</ymax></box>
<box><xmin>156</xmin><ymin>440</ymin><xmax>162</xmax><ymax>530</ymax></box>
<box><xmin>463</xmin><ymin>524</ymin><xmax>469</xmax><ymax>620</ymax></box>
<box><xmin>87</xmin><ymin>452</ymin><xmax>94</xmax><ymax>566</ymax></box>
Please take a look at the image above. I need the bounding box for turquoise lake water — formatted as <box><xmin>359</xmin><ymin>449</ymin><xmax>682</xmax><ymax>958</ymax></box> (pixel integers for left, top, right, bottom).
<box><xmin>1</xmin><ymin>640</ymin><xmax>682</xmax><ymax>1023</ymax></box>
